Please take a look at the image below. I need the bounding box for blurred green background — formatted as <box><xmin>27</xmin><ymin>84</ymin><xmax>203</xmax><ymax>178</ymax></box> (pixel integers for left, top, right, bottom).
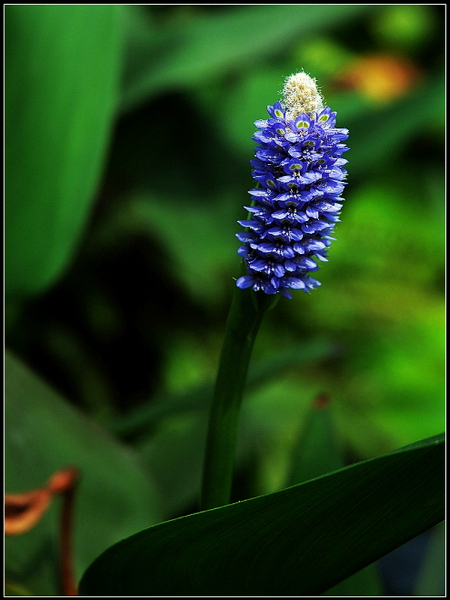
<box><xmin>5</xmin><ymin>4</ymin><xmax>445</xmax><ymax>596</ymax></box>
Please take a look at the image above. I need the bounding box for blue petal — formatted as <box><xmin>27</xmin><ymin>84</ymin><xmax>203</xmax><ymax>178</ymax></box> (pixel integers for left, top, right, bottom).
<box><xmin>273</xmin><ymin>263</ymin><xmax>285</xmax><ymax>277</ymax></box>
<box><xmin>279</xmin><ymin>288</ymin><xmax>293</xmax><ymax>299</ymax></box>
<box><xmin>250</xmin><ymin>259</ymin><xmax>270</xmax><ymax>272</ymax></box>
<box><xmin>236</xmin><ymin>231</ymin><xmax>255</xmax><ymax>242</ymax></box>
<box><xmin>237</xmin><ymin>246</ymin><xmax>250</xmax><ymax>258</ymax></box>
<box><xmin>236</xmin><ymin>275</ymin><xmax>254</xmax><ymax>289</ymax></box>
<box><xmin>254</xmin><ymin>119</ymin><xmax>268</xmax><ymax>128</ymax></box>
<box><xmin>267</xmin><ymin>101</ymin><xmax>285</xmax><ymax>119</ymax></box>
<box><xmin>284</xmin><ymin>277</ymin><xmax>306</xmax><ymax>289</ymax></box>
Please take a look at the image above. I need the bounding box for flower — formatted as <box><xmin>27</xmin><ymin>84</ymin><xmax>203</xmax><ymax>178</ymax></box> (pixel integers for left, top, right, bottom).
<box><xmin>236</xmin><ymin>72</ymin><xmax>349</xmax><ymax>299</ymax></box>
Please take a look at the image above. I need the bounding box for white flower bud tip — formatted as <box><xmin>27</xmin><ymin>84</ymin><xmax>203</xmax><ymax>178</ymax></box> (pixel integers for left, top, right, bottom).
<box><xmin>282</xmin><ymin>72</ymin><xmax>324</xmax><ymax>120</ymax></box>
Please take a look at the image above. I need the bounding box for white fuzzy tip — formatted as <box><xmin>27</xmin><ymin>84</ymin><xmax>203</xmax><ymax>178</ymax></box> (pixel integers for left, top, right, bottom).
<box><xmin>282</xmin><ymin>72</ymin><xmax>324</xmax><ymax>120</ymax></box>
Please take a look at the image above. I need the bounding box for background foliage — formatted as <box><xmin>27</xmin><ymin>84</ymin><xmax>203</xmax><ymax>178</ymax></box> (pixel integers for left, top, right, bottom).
<box><xmin>5</xmin><ymin>4</ymin><xmax>445</xmax><ymax>596</ymax></box>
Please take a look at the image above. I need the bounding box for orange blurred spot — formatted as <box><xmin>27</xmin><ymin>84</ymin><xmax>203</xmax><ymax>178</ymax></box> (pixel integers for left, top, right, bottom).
<box><xmin>335</xmin><ymin>54</ymin><xmax>421</xmax><ymax>102</ymax></box>
<box><xmin>48</xmin><ymin>467</ymin><xmax>79</xmax><ymax>496</ymax></box>
<box><xmin>5</xmin><ymin>467</ymin><xmax>79</xmax><ymax>536</ymax></box>
<box><xmin>5</xmin><ymin>489</ymin><xmax>52</xmax><ymax>535</ymax></box>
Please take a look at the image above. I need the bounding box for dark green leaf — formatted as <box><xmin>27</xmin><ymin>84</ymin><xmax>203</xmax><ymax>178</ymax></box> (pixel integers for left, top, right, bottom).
<box><xmin>79</xmin><ymin>433</ymin><xmax>444</xmax><ymax>596</ymax></box>
<box><xmin>5</xmin><ymin>5</ymin><xmax>124</xmax><ymax>299</ymax></box>
<box><xmin>286</xmin><ymin>396</ymin><xmax>382</xmax><ymax>595</ymax></box>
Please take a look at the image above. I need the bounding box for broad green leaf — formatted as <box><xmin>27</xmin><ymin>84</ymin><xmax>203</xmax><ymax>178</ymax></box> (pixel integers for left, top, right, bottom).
<box><xmin>120</xmin><ymin>4</ymin><xmax>375</xmax><ymax>112</ymax></box>
<box><xmin>286</xmin><ymin>397</ymin><xmax>382</xmax><ymax>595</ymax></box>
<box><xmin>5</xmin><ymin>5</ymin><xmax>124</xmax><ymax>299</ymax></box>
<box><xmin>5</xmin><ymin>350</ymin><xmax>162</xmax><ymax>595</ymax></box>
<box><xmin>79</xmin><ymin>433</ymin><xmax>444</xmax><ymax>596</ymax></box>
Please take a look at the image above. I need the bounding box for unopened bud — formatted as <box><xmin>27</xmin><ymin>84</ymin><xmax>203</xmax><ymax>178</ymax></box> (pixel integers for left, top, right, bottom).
<box><xmin>282</xmin><ymin>72</ymin><xmax>324</xmax><ymax>120</ymax></box>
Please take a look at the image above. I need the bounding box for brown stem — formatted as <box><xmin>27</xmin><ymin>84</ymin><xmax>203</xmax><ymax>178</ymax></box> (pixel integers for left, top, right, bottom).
<box><xmin>58</xmin><ymin>468</ymin><xmax>79</xmax><ymax>596</ymax></box>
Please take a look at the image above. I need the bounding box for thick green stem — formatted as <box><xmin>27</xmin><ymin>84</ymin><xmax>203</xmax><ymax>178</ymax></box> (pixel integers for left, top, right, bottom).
<box><xmin>200</xmin><ymin>287</ymin><xmax>277</xmax><ymax>510</ymax></box>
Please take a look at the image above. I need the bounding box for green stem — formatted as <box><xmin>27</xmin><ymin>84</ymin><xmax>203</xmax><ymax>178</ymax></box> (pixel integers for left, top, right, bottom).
<box><xmin>200</xmin><ymin>286</ymin><xmax>278</xmax><ymax>510</ymax></box>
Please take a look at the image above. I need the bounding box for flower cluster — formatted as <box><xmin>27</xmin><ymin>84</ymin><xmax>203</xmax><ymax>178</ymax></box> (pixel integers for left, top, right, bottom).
<box><xmin>236</xmin><ymin>73</ymin><xmax>349</xmax><ymax>299</ymax></box>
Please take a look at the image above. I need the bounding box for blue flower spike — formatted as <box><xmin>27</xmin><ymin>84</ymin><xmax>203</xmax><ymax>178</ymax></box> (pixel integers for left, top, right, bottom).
<box><xmin>236</xmin><ymin>72</ymin><xmax>349</xmax><ymax>299</ymax></box>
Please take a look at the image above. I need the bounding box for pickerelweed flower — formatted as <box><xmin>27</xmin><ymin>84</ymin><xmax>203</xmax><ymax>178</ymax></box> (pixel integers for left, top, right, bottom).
<box><xmin>236</xmin><ymin>72</ymin><xmax>349</xmax><ymax>299</ymax></box>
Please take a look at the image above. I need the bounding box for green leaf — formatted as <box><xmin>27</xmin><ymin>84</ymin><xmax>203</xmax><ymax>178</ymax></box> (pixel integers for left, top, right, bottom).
<box><xmin>5</xmin><ymin>5</ymin><xmax>124</xmax><ymax>299</ymax></box>
<box><xmin>285</xmin><ymin>397</ymin><xmax>382</xmax><ymax>595</ymax></box>
<box><xmin>121</xmin><ymin>4</ymin><xmax>376</xmax><ymax>112</ymax></box>
<box><xmin>5</xmin><ymin>350</ymin><xmax>162</xmax><ymax>595</ymax></box>
<box><xmin>79</xmin><ymin>433</ymin><xmax>444</xmax><ymax>596</ymax></box>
